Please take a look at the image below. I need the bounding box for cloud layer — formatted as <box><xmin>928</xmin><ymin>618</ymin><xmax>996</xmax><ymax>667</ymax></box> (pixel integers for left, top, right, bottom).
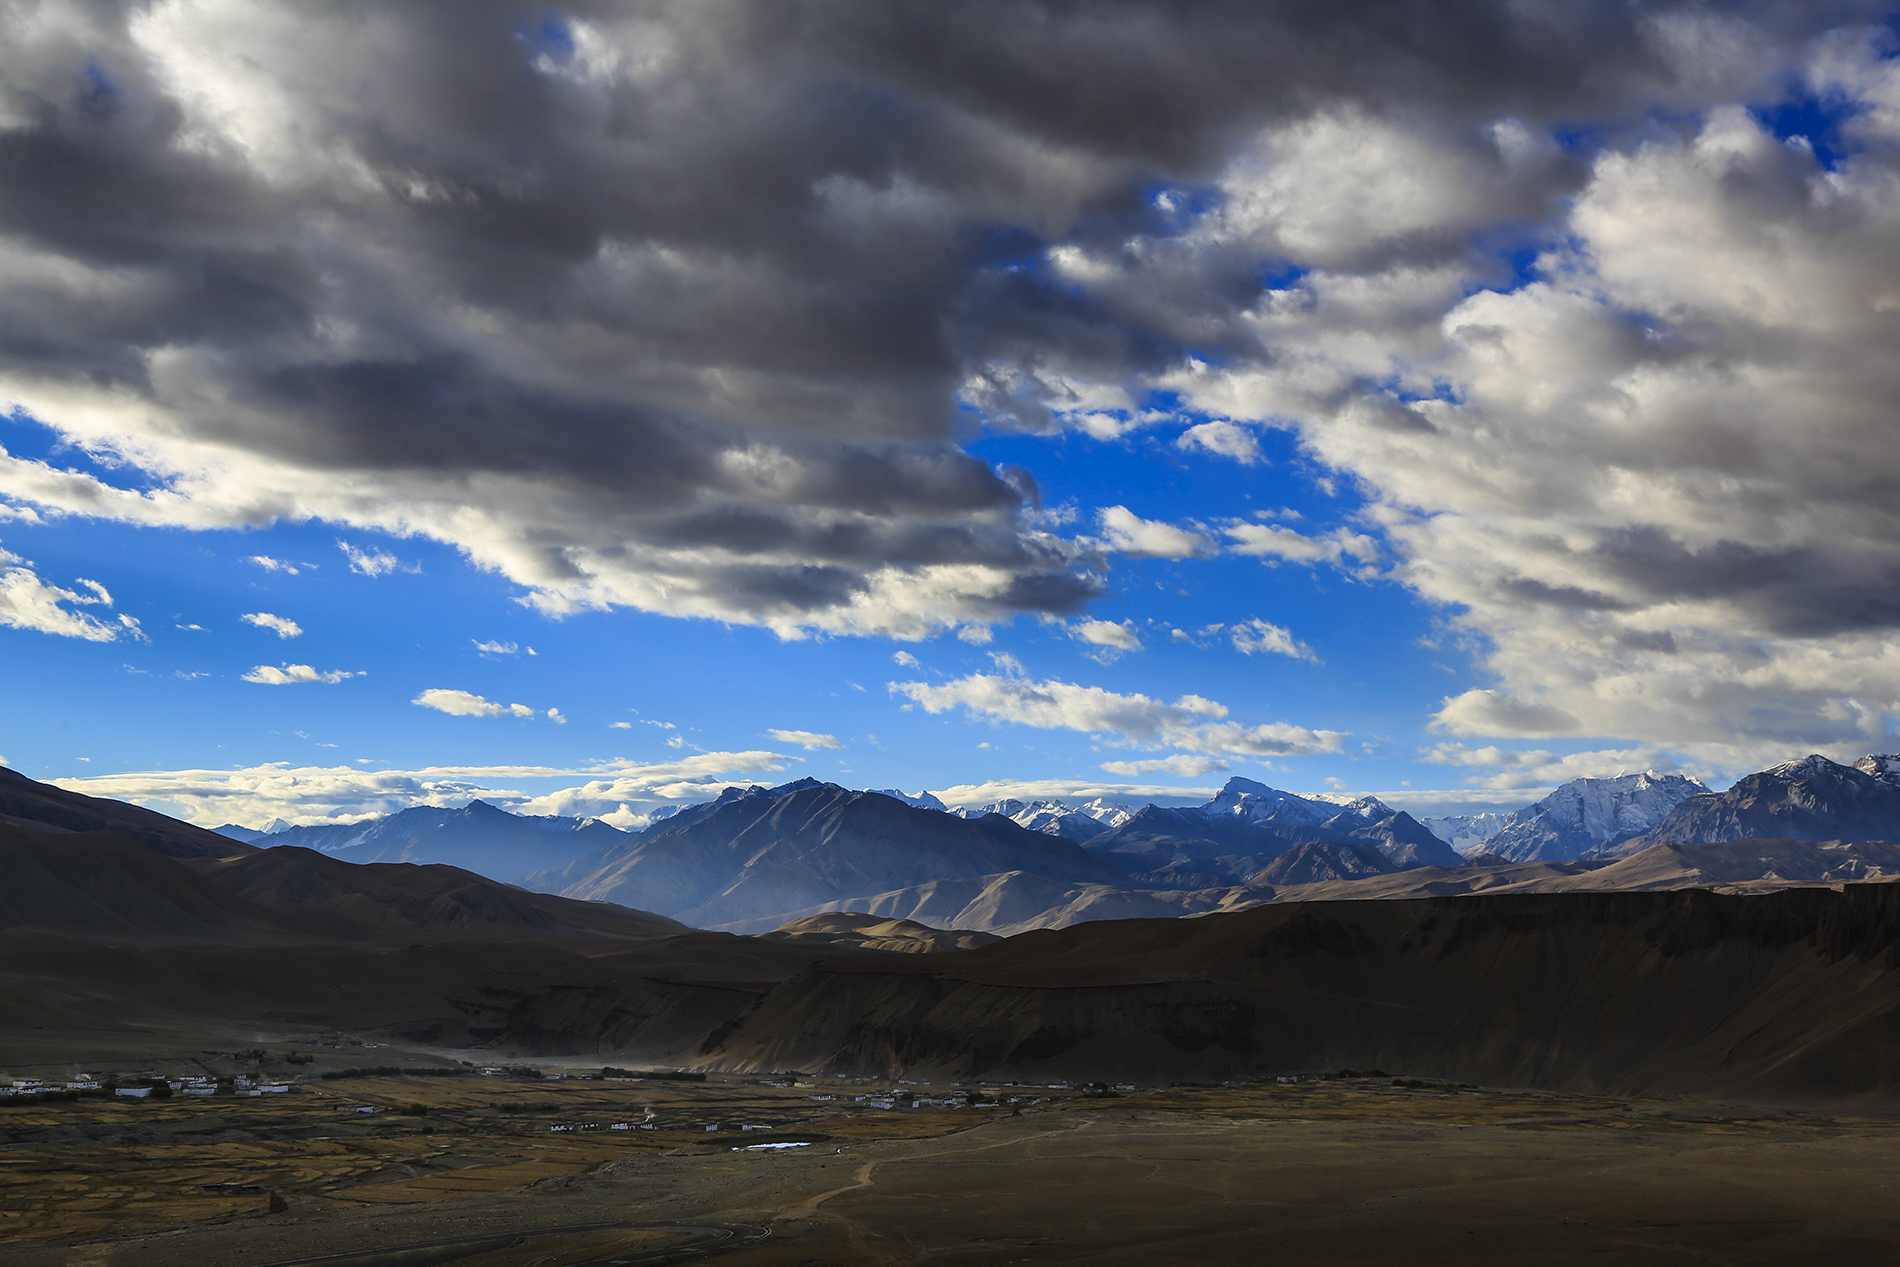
<box><xmin>3</xmin><ymin>2</ymin><xmax>1898</xmax><ymax>752</ymax></box>
<box><xmin>54</xmin><ymin>751</ymin><xmax>794</xmax><ymax>829</ymax></box>
<box><xmin>892</xmin><ymin>671</ymin><xmax>1346</xmax><ymax>762</ymax></box>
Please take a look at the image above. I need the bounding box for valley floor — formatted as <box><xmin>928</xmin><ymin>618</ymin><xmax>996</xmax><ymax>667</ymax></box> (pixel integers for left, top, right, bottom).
<box><xmin>7</xmin><ymin>1076</ymin><xmax>1900</xmax><ymax>1265</ymax></box>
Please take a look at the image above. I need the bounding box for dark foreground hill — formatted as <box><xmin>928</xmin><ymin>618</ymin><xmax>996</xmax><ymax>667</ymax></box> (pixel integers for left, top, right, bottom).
<box><xmin>185</xmin><ymin>846</ymin><xmax>689</xmax><ymax>939</ymax></box>
<box><xmin>678</xmin><ymin>882</ymin><xmax>1900</xmax><ymax>1101</ymax></box>
<box><xmin>0</xmin><ymin>764</ymin><xmax>252</xmax><ymax>860</ymax></box>
<box><xmin>0</xmin><ymin>821</ymin><xmax>842</xmax><ymax>1066</ymax></box>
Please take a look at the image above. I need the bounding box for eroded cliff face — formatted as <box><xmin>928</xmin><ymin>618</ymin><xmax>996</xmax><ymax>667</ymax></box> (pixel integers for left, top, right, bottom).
<box><xmin>680</xmin><ymin>885</ymin><xmax>1900</xmax><ymax>1100</ymax></box>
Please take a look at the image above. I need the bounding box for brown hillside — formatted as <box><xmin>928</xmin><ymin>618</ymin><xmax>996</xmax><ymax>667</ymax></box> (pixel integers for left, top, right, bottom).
<box><xmin>0</xmin><ymin>765</ymin><xmax>253</xmax><ymax>860</ymax></box>
<box><xmin>188</xmin><ymin>846</ymin><xmax>689</xmax><ymax>940</ymax></box>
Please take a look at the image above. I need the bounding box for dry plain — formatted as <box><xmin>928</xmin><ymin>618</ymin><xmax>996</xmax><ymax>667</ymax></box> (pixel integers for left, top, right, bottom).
<box><xmin>5</xmin><ymin>1071</ymin><xmax>1900</xmax><ymax>1266</ymax></box>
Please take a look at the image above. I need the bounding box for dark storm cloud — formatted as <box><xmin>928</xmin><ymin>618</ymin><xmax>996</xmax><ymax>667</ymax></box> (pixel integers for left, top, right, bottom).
<box><xmin>0</xmin><ymin>0</ymin><xmax>1890</xmax><ymax>637</ymax></box>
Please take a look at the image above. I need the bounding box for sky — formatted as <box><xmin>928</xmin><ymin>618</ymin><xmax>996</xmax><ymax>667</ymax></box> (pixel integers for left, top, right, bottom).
<box><xmin>4</xmin><ymin>0</ymin><xmax>1900</xmax><ymax>830</ymax></box>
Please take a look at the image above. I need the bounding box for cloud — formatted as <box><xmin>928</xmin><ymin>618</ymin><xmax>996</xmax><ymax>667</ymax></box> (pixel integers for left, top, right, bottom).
<box><xmin>241</xmin><ymin>611</ymin><xmax>302</xmax><ymax>638</ymax></box>
<box><xmin>892</xmin><ymin>672</ymin><xmax>1346</xmax><ymax>757</ymax></box>
<box><xmin>1230</xmin><ymin>618</ymin><xmax>1316</xmax><ymax>661</ymax></box>
<box><xmin>1100</xmin><ymin>754</ymin><xmax>1230</xmax><ymax>777</ymax></box>
<box><xmin>412</xmin><ymin>688</ymin><xmax>535</xmax><ymax>717</ymax></box>
<box><xmin>892</xmin><ymin>650</ymin><xmax>920</xmax><ymax>668</ymax></box>
<box><xmin>767</xmin><ymin>728</ymin><xmax>843</xmax><ymax>750</ymax></box>
<box><xmin>1176</xmin><ymin>420</ymin><xmax>1261</xmax><ymax>464</ymax></box>
<box><xmin>339</xmin><ymin>540</ymin><xmax>419</xmax><ymax>578</ymax></box>
<box><xmin>609</xmin><ymin>721</ymin><xmax>632</xmax><ymax>729</ymax></box>
<box><xmin>473</xmin><ymin>639</ymin><xmax>519</xmax><ymax>656</ymax></box>
<box><xmin>0</xmin><ymin>549</ymin><xmax>144</xmax><ymax>642</ymax></box>
<box><xmin>1094</xmin><ymin>507</ymin><xmax>1216</xmax><ymax>559</ymax></box>
<box><xmin>931</xmin><ymin>778</ymin><xmax>1220</xmax><ymax>809</ymax></box>
<box><xmin>247</xmin><ymin>556</ymin><xmax>303</xmax><ymax>574</ymax></box>
<box><xmin>1224</xmin><ymin>524</ymin><xmax>1379</xmax><ymax>572</ymax></box>
<box><xmin>51</xmin><ymin>751</ymin><xmax>794</xmax><ymax>828</ymax></box>
<box><xmin>2</xmin><ymin>0</ymin><xmax>1894</xmax><ymax>736</ymax></box>
<box><xmin>243</xmin><ymin>663</ymin><xmax>359</xmax><ymax>684</ymax></box>
<box><xmin>1072</xmin><ymin>618</ymin><xmax>1142</xmax><ymax>656</ymax></box>
<box><xmin>1415</xmin><ymin>741</ymin><xmax>1712</xmax><ymax>791</ymax></box>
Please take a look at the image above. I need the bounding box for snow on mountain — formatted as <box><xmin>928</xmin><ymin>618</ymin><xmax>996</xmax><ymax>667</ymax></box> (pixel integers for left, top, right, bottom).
<box><xmin>1853</xmin><ymin>754</ymin><xmax>1900</xmax><ymax>786</ymax></box>
<box><xmin>869</xmin><ymin>788</ymin><xmax>950</xmax><ymax>812</ymax></box>
<box><xmin>1420</xmin><ymin>813</ymin><xmax>1514</xmax><ymax>855</ymax></box>
<box><xmin>951</xmin><ymin>797</ymin><xmax>1136</xmax><ymax>841</ymax></box>
<box><xmin>1484</xmin><ymin>772</ymin><xmax>1708</xmax><ymax>862</ymax></box>
<box><xmin>1627</xmin><ymin>754</ymin><xmax>1900</xmax><ymax>849</ymax></box>
<box><xmin>1203</xmin><ymin>777</ymin><xmax>1330</xmax><ymax>828</ymax></box>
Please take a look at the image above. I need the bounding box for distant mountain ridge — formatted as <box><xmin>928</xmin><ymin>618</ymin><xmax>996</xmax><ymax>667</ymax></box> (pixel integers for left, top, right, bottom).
<box><xmin>524</xmin><ymin>779</ymin><xmax>1132</xmax><ymax>927</ymax></box>
<box><xmin>1078</xmin><ymin>777</ymin><xmax>1463</xmax><ymax>883</ymax></box>
<box><xmin>1624</xmin><ymin>754</ymin><xmax>1900</xmax><ymax>850</ymax></box>
<box><xmin>244</xmin><ymin>800</ymin><xmax>630</xmax><ymax>883</ymax></box>
<box><xmin>1478</xmin><ymin>772</ymin><xmax>1709</xmax><ymax>861</ymax></box>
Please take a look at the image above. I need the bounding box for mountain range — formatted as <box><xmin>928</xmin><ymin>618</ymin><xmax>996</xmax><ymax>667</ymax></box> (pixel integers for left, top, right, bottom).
<box><xmin>14</xmin><ymin>757</ymin><xmax>1900</xmax><ymax>1099</ymax></box>
<box><xmin>222</xmin><ymin>800</ymin><xmax>630</xmax><ymax>884</ymax></box>
<box><xmin>1623</xmin><ymin>754</ymin><xmax>1900</xmax><ymax>848</ymax></box>
<box><xmin>1423</xmin><ymin>771</ymin><xmax>1709</xmax><ymax>862</ymax></box>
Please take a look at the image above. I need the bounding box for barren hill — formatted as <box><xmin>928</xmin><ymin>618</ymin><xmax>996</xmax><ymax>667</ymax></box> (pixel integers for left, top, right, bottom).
<box><xmin>186</xmin><ymin>846</ymin><xmax>689</xmax><ymax>940</ymax></box>
<box><xmin>689</xmin><ymin>883</ymin><xmax>1900</xmax><ymax>1100</ymax></box>
<box><xmin>0</xmin><ymin>764</ymin><xmax>252</xmax><ymax>860</ymax></box>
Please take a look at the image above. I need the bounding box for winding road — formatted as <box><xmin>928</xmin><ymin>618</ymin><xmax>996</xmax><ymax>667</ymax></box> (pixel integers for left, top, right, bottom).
<box><xmin>253</xmin><ymin>1219</ymin><xmax>770</xmax><ymax>1267</ymax></box>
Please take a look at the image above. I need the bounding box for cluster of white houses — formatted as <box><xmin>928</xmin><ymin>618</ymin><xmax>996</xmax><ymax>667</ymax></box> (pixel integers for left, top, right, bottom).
<box><xmin>0</xmin><ymin>1077</ymin><xmax>102</xmax><ymax>1095</ymax></box>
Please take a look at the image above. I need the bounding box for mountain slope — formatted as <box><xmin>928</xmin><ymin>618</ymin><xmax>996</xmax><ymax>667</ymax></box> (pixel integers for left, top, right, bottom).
<box><xmin>1627</xmin><ymin>755</ymin><xmax>1900</xmax><ymax>848</ymax></box>
<box><xmin>0</xmin><ymin>822</ymin><xmax>348</xmax><ymax>945</ymax></box>
<box><xmin>0</xmin><ymin>765</ymin><xmax>252</xmax><ymax>860</ymax></box>
<box><xmin>188</xmin><ymin>846</ymin><xmax>688</xmax><ymax>939</ymax></box>
<box><xmin>760</xmin><ymin>913</ymin><xmax>1001</xmax><ymax>954</ymax></box>
<box><xmin>260</xmin><ymin>799</ymin><xmax>629</xmax><ymax>882</ymax></box>
<box><xmin>1482</xmin><ymin>771</ymin><xmax>1708</xmax><ymax>861</ymax></box>
<box><xmin>529</xmin><ymin>780</ymin><xmax>1131</xmax><ymax>927</ymax></box>
<box><xmin>708</xmin><ymin>869</ymin><xmax>1273</xmax><ymax>938</ymax></box>
<box><xmin>1081</xmin><ymin>779</ymin><xmax>1459</xmax><ymax>883</ymax></box>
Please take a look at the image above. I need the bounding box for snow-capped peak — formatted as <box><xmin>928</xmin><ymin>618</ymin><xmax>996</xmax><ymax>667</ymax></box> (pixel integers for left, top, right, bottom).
<box><xmin>869</xmin><ymin>788</ymin><xmax>950</xmax><ymax>812</ymax></box>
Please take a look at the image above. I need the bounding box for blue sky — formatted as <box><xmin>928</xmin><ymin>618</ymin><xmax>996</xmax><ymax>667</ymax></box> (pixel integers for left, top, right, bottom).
<box><xmin>4</xmin><ymin>4</ymin><xmax>1900</xmax><ymax>830</ymax></box>
<box><xmin>3</xmin><ymin>403</ymin><xmax>1512</xmax><ymax>825</ymax></box>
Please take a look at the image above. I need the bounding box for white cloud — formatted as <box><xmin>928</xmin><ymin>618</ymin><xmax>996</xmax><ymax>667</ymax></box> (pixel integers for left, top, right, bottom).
<box><xmin>241</xmin><ymin>611</ymin><xmax>302</xmax><ymax>638</ymax></box>
<box><xmin>1099</xmin><ymin>754</ymin><xmax>1230</xmax><ymax>777</ymax></box>
<box><xmin>338</xmin><ymin>540</ymin><xmax>419</xmax><ymax>577</ymax></box>
<box><xmin>1094</xmin><ymin>506</ymin><xmax>1216</xmax><ymax>559</ymax></box>
<box><xmin>891</xmin><ymin>672</ymin><xmax>1346</xmax><ymax>757</ymax></box>
<box><xmin>609</xmin><ymin>720</ymin><xmax>632</xmax><ymax>729</ymax></box>
<box><xmin>243</xmin><ymin>663</ymin><xmax>359</xmax><ymax>684</ymax></box>
<box><xmin>52</xmin><ymin>751</ymin><xmax>794</xmax><ymax>828</ymax></box>
<box><xmin>473</xmin><ymin>639</ymin><xmax>519</xmax><ymax>656</ymax></box>
<box><xmin>1175</xmin><ymin>420</ymin><xmax>1261</xmax><ymax>464</ymax></box>
<box><xmin>1072</xmin><ymin>618</ymin><xmax>1142</xmax><ymax>656</ymax></box>
<box><xmin>1230</xmin><ymin>618</ymin><xmax>1316</xmax><ymax>661</ymax></box>
<box><xmin>547</xmin><ymin>708</ymin><xmax>567</xmax><ymax>724</ymax></box>
<box><xmin>892</xmin><ymin>650</ymin><xmax>920</xmax><ymax>668</ymax></box>
<box><xmin>412</xmin><ymin>688</ymin><xmax>536</xmax><ymax>717</ymax></box>
<box><xmin>931</xmin><ymin>778</ymin><xmax>1220</xmax><ymax>809</ymax></box>
<box><xmin>767</xmin><ymin>728</ymin><xmax>843</xmax><ymax>750</ymax></box>
<box><xmin>0</xmin><ymin>551</ymin><xmax>145</xmax><ymax>642</ymax></box>
<box><xmin>1223</xmin><ymin>523</ymin><xmax>1379</xmax><ymax>572</ymax></box>
<box><xmin>1416</xmin><ymin>742</ymin><xmax>1711</xmax><ymax>791</ymax></box>
<box><xmin>247</xmin><ymin>556</ymin><xmax>302</xmax><ymax>574</ymax></box>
